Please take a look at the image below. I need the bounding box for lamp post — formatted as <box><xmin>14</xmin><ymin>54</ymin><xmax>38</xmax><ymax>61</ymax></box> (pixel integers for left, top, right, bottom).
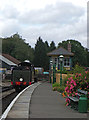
<box><xmin>50</xmin><ymin>60</ymin><xmax>53</xmax><ymax>83</ymax></box>
<box><xmin>59</xmin><ymin>55</ymin><xmax>64</xmax><ymax>86</ymax></box>
<box><xmin>50</xmin><ymin>60</ymin><xmax>53</xmax><ymax>69</ymax></box>
<box><xmin>53</xmin><ymin>64</ymin><xmax>56</xmax><ymax>84</ymax></box>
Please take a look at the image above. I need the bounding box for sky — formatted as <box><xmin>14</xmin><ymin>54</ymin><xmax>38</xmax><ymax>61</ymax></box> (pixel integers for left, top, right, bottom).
<box><xmin>0</xmin><ymin>0</ymin><xmax>88</xmax><ymax>48</ymax></box>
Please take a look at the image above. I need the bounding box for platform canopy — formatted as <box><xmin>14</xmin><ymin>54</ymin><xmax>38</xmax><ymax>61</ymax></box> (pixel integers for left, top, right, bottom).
<box><xmin>0</xmin><ymin>54</ymin><xmax>17</xmax><ymax>66</ymax></box>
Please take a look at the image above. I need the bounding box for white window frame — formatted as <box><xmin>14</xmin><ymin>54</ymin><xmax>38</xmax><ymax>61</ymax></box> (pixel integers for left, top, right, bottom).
<box><xmin>63</xmin><ymin>57</ymin><xmax>70</xmax><ymax>67</ymax></box>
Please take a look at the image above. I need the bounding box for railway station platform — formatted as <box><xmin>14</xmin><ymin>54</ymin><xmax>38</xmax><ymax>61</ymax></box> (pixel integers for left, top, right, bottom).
<box><xmin>6</xmin><ymin>82</ymin><xmax>41</xmax><ymax>119</ymax></box>
<box><xmin>30</xmin><ymin>82</ymin><xmax>87</xmax><ymax>119</ymax></box>
<box><xmin>5</xmin><ymin>81</ymin><xmax>87</xmax><ymax>120</ymax></box>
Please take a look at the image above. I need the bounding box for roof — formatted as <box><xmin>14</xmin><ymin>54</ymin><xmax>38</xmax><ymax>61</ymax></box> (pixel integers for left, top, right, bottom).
<box><xmin>1</xmin><ymin>54</ymin><xmax>20</xmax><ymax>65</ymax></box>
<box><xmin>47</xmin><ymin>47</ymin><xmax>74</xmax><ymax>56</ymax></box>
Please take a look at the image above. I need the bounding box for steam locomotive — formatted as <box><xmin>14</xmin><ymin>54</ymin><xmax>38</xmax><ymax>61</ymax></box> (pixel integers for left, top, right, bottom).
<box><xmin>11</xmin><ymin>60</ymin><xmax>37</xmax><ymax>92</ymax></box>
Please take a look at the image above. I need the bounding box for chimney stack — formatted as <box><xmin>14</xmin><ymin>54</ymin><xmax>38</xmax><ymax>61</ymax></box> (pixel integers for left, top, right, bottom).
<box><xmin>68</xmin><ymin>41</ymin><xmax>71</xmax><ymax>52</ymax></box>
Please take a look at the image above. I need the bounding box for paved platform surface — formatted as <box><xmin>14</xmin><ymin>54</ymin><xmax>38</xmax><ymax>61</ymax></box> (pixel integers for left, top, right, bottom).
<box><xmin>6</xmin><ymin>82</ymin><xmax>40</xmax><ymax>119</ymax></box>
<box><xmin>30</xmin><ymin>82</ymin><xmax>87</xmax><ymax>119</ymax></box>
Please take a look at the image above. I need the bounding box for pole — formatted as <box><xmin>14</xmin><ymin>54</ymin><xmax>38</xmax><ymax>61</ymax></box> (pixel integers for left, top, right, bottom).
<box><xmin>49</xmin><ymin>60</ymin><xmax>52</xmax><ymax>83</ymax></box>
<box><xmin>53</xmin><ymin>64</ymin><xmax>56</xmax><ymax>84</ymax></box>
<box><xmin>50</xmin><ymin>70</ymin><xmax>52</xmax><ymax>83</ymax></box>
<box><xmin>60</xmin><ymin>61</ymin><xmax>62</xmax><ymax>86</ymax></box>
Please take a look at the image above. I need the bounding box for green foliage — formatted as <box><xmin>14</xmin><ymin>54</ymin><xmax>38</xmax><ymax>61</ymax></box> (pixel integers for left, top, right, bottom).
<box><xmin>63</xmin><ymin>70</ymin><xmax>89</xmax><ymax>106</ymax></box>
<box><xmin>45</xmin><ymin>41</ymin><xmax>49</xmax><ymax>52</ymax></box>
<box><xmin>52</xmin><ymin>83</ymin><xmax>60</xmax><ymax>87</ymax></box>
<box><xmin>2</xmin><ymin>33</ymin><xmax>34</xmax><ymax>62</ymax></box>
<box><xmin>57</xmin><ymin>86</ymin><xmax>65</xmax><ymax>93</ymax></box>
<box><xmin>49</xmin><ymin>41</ymin><xmax>56</xmax><ymax>52</ymax></box>
<box><xmin>72</xmin><ymin>64</ymin><xmax>85</xmax><ymax>74</ymax></box>
<box><xmin>33</xmin><ymin>37</ymin><xmax>49</xmax><ymax>70</ymax></box>
<box><xmin>2</xmin><ymin>34</ymin><xmax>57</xmax><ymax>70</ymax></box>
<box><xmin>58</xmin><ymin>40</ymin><xmax>87</xmax><ymax>67</ymax></box>
<box><xmin>86</xmin><ymin>49</ymin><xmax>89</xmax><ymax>67</ymax></box>
<box><xmin>33</xmin><ymin>37</ymin><xmax>57</xmax><ymax>70</ymax></box>
<box><xmin>57</xmin><ymin>68</ymin><xmax>68</xmax><ymax>74</ymax></box>
<box><xmin>63</xmin><ymin>74</ymin><xmax>73</xmax><ymax>86</ymax></box>
<box><xmin>63</xmin><ymin>64</ymin><xmax>86</xmax><ymax>87</ymax></box>
<box><xmin>44</xmin><ymin>41</ymin><xmax>50</xmax><ymax>70</ymax></box>
<box><xmin>52</xmin><ymin>83</ymin><xmax>65</xmax><ymax>93</ymax></box>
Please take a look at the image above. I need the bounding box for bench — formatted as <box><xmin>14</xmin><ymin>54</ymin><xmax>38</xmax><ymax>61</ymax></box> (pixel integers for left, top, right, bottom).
<box><xmin>68</xmin><ymin>89</ymin><xmax>87</xmax><ymax>110</ymax></box>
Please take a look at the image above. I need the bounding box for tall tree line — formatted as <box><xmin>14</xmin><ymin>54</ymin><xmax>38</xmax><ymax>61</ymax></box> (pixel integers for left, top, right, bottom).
<box><xmin>1</xmin><ymin>33</ymin><xmax>89</xmax><ymax>70</ymax></box>
<box><xmin>58</xmin><ymin>40</ymin><xmax>88</xmax><ymax>67</ymax></box>
<box><xmin>33</xmin><ymin>37</ymin><xmax>56</xmax><ymax>70</ymax></box>
<box><xmin>2</xmin><ymin>33</ymin><xmax>34</xmax><ymax>62</ymax></box>
<box><xmin>2</xmin><ymin>33</ymin><xmax>56</xmax><ymax>70</ymax></box>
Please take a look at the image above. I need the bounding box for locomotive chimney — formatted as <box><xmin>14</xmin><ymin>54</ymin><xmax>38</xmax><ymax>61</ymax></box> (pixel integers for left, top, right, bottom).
<box><xmin>68</xmin><ymin>41</ymin><xmax>71</xmax><ymax>52</ymax></box>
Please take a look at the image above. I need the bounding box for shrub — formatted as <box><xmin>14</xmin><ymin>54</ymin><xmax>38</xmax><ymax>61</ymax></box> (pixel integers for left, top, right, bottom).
<box><xmin>52</xmin><ymin>83</ymin><xmax>60</xmax><ymax>87</ymax></box>
<box><xmin>52</xmin><ymin>83</ymin><xmax>65</xmax><ymax>93</ymax></box>
<box><xmin>72</xmin><ymin>64</ymin><xmax>85</xmax><ymax>74</ymax></box>
<box><xmin>63</xmin><ymin>70</ymin><xmax>89</xmax><ymax>106</ymax></box>
<box><xmin>63</xmin><ymin>74</ymin><xmax>73</xmax><ymax>86</ymax></box>
<box><xmin>57</xmin><ymin>68</ymin><xmax>68</xmax><ymax>74</ymax></box>
<box><xmin>52</xmin><ymin>83</ymin><xmax>60</xmax><ymax>91</ymax></box>
<box><xmin>57</xmin><ymin>86</ymin><xmax>65</xmax><ymax>93</ymax></box>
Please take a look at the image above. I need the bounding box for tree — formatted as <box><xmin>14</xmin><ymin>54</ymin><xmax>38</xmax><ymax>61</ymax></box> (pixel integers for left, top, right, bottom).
<box><xmin>58</xmin><ymin>40</ymin><xmax>87</xmax><ymax>67</ymax></box>
<box><xmin>2</xmin><ymin>33</ymin><xmax>34</xmax><ymax>62</ymax></box>
<box><xmin>44</xmin><ymin>41</ymin><xmax>50</xmax><ymax>70</ymax></box>
<box><xmin>45</xmin><ymin>41</ymin><xmax>49</xmax><ymax>52</ymax></box>
<box><xmin>49</xmin><ymin>41</ymin><xmax>56</xmax><ymax>52</ymax></box>
<box><xmin>33</xmin><ymin>37</ymin><xmax>49</xmax><ymax>70</ymax></box>
<box><xmin>86</xmin><ymin>49</ymin><xmax>89</xmax><ymax>67</ymax></box>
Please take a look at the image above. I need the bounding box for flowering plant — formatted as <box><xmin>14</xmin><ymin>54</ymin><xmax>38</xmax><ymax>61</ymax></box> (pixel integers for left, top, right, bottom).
<box><xmin>63</xmin><ymin>70</ymin><xmax>89</xmax><ymax>106</ymax></box>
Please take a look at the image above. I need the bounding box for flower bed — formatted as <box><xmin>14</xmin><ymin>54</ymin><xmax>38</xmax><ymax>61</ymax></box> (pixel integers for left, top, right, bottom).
<box><xmin>52</xmin><ymin>83</ymin><xmax>65</xmax><ymax>93</ymax></box>
<box><xmin>52</xmin><ymin>65</ymin><xmax>89</xmax><ymax>110</ymax></box>
<box><xmin>63</xmin><ymin>71</ymin><xmax>89</xmax><ymax>106</ymax></box>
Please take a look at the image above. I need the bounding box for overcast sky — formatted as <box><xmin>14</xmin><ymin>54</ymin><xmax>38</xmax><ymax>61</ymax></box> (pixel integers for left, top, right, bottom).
<box><xmin>0</xmin><ymin>0</ymin><xmax>88</xmax><ymax>48</ymax></box>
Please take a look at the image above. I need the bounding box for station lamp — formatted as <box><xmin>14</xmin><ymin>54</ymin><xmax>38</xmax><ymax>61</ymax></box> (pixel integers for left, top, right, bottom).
<box><xmin>59</xmin><ymin>54</ymin><xmax>64</xmax><ymax>86</ymax></box>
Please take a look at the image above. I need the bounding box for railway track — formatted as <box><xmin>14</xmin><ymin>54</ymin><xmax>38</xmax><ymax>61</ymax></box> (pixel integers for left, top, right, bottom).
<box><xmin>2</xmin><ymin>86</ymin><xmax>13</xmax><ymax>92</ymax></box>
<box><xmin>0</xmin><ymin>82</ymin><xmax>40</xmax><ymax>120</ymax></box>
<box><xmin>0</xmin><ymin>85</ymin><xmax>17</xmax><ymax>115</ymax></box>
<box><xmin>0</xmin><ymin>82</ymin><xmax>35</xmax><ymax>116</ymax></box>
<box><xmin>2</xmin><ymin>92</ymin><xmax>18</xmax><ymax>114</ymax></box>
<box><xmin>1</xmin><ymin>81</ymin><xmax>35</xmax><ymax>99</ymax></box>
<box><xmin>0</xmin><ymin>86</ymin><xmax>15</xmax><ymax>100</ymax></box>
<box><xmin>0</xmin><ymin>85</ymin><xmax>17</xmax><ymax>116</ymax></box>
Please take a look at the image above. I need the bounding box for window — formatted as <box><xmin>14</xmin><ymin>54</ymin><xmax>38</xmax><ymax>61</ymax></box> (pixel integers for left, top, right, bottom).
<box><xmin>55</xmin><ymin>58</ymin><xmax>57</xmax><ymax>65</ymax></box>
<box><xmin>64</xmin><ymin>58</ymin><xmax>70</xmax><ymax>66</ymax></box>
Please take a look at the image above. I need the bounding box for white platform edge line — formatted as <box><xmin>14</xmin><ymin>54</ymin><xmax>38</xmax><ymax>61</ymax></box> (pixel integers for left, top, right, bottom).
<box><xmin>0</xmin><ymin>82</ymin><xmax>40</xmax><ymax>120</ymax></box>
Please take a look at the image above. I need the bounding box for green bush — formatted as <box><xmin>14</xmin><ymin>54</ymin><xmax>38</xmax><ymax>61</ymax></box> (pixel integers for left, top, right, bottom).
<box><xmin>72</xmin><ymin>64</ymin><xmax>85</xmax><ymax>74</ymax></box>
<box><xmin>63</xmin><ymin>74</ymin><xmax>73</xmax><ymax>86</ymax></box>
<box><xmin>57</xmin><ymin>68</ymin><xmax>68</xmax><ymax>74</ymax></box>
<box><xmin>52</xmin><ymin>83</ymin><xmax>60</xmax><ymax>91</ymax></box>
<box><xmin>52</xmin><ymin>83</ymin><xmax>65</xmax><ymax>93</ymax></box>
<box><xmin>57</xmin><ymin>86</ymin><xmax>65</xmax><ymax>93</ymax></box>
<box><xmin>52</xmin><ymin>83</ymin><xmax>60</xmax><ymax>87</ymax></box>
<box><xmin>62</xmin><ymin>64</ymin><xmax>85</xmax><ymax>86</ymax></box>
